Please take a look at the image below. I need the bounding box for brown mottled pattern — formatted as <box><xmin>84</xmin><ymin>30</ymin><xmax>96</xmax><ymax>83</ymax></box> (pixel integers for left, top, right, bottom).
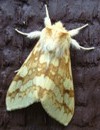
<box><xmin>6</xmin><ymin>42</ymin><xmax>74</xmax><ymax>125</ymax></box>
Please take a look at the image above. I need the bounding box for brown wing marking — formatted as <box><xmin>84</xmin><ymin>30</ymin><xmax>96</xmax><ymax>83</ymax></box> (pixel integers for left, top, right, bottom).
<box><xmin>6</xmin><ymin>42</ymin><xmax>43</xmax><ymax>110</ymax></box>
<box><xmin>39</xmin><ymin>50</ymin><xmax>74</xmax><ymax>126</ymax></box>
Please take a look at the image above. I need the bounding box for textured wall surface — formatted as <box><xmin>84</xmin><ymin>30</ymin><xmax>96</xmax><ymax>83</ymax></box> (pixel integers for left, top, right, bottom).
<box><xmin>0</xmin><ymin>0</ymin><xmax>100</xmax><ymax>130</ymax></box>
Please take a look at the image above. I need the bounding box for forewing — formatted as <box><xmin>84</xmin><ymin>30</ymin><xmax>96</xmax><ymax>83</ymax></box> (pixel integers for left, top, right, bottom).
<box><xmin>6</xmin><ymin>42</ymin><xmax>41</xmax><ymax>110</ymax></box>
<box><xmin>6</xmin><ymin>43</ymin><xmax>74</xmax><ymax>126</ymax></box>
<box><xmin>39</xmin><ymin>50</ymin><xmax>74</xmax><ymax>126</ymax></box>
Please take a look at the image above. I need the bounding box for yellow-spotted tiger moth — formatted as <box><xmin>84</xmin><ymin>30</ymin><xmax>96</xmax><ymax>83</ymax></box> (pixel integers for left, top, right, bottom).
<box><xmin>6</xmin><ymin>5</ymin><xmax>95</xmax><ymax>126</ymax></box>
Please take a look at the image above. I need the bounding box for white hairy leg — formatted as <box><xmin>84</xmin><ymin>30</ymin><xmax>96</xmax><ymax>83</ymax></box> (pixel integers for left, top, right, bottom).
<box><xmin>15</xmin><ymin>5</ymin><xmax>51</xmax><ymax>39</ymax></box>
<box><xmin>44</xmin><ymin>4</ymin><xmax>51</xmax><ymax>26</ymax></box>
<box><xmin>71</xmin><ymin>38</ymin><xmax>95</xmax><ymax>50</ymax></box>
<box><xmin>15</xmin><ymin>29</ymin><xmax>41</xmax><ymax>39</ymax></box>
<box><xmin>69</xmin><ymin>24</ymin><xmax>88</xmax><ymax>37</ymax></box>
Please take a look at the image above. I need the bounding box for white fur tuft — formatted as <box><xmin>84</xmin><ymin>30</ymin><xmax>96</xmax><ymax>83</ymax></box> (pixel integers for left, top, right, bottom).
<box><xmin>26</xmin><ymin>31</ymin><xmax>41</xmax><ymax>39</ymax></box>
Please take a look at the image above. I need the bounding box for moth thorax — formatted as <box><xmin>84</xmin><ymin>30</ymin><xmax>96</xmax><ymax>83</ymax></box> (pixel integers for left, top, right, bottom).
<box><xmin>55</xmin><ymin>37</ymin><xmax>71</xmax><ymax>57</ymax></box>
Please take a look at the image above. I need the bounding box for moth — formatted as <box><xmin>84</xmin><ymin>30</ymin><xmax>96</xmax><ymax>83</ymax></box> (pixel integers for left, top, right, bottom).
<box><xmin>6</xmin><ymin>5</ymin><xmax>95</xmax><ymax>126</ymax></box>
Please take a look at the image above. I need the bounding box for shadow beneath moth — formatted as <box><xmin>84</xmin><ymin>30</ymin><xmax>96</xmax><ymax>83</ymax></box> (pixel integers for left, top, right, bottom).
<box><xmin>6</xmin><ymin>5</ymin><xmax>95</xmax><ymax>126</ymax></box>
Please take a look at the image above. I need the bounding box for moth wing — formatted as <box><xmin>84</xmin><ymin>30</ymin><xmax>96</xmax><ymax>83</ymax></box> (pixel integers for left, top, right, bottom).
<box><xmin>39</xmin><ymin>51</ymin><xmax>74</xmax><ymax>126</ymax></box>
<box><xmin>6</xmin><ymin>43</ymin><xmax>41</xmax><ymax>111</ymax></box>
<box><xmin>6</xmin><ymin>42</ymin><xmax>74</xmax><ymax>125</ymax></box>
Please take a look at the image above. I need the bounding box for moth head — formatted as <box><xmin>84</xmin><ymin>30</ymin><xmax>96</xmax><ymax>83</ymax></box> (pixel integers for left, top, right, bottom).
<box><xmin>39</xmin><ymin>21</ymin><xmax>71</xmax><ymax>56</ymax></box>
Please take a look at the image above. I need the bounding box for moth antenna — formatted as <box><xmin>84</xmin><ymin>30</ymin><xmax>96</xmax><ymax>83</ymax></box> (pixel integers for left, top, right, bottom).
<box><xmin>69</xmin><ymin>24</ymin><xmax>89</xmax><ymax>37</ymax></box>
<box><xmin>15</xmin><ymin>28</ymin><xmax>41</xmax><ymax>39</ymax></box>
<box><xmin>44</xmin><ymin>4</ymin><xmax>51</xmax><ymax>26</ymax></box>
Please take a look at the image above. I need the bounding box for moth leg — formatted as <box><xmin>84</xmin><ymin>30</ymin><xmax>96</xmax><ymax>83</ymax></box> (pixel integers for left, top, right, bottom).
<box><xmin>14</xmin><ymin>69</ymin><xmax>19</xmax><ymax>73</ymax></box>
<box><xmin>15</xmin><ymin>28</ymin><xmax>41</xmax><ymax>39</ymax></box>
<box><xmin>69</xmin><ymin>24</ymin><xmax>88</xmax><ymax>37</ymax></box>
<box><xmin>44</xmin><ymin>4</ymin><xmax>51</xmax><ymax>26</ymax></box>
<box><xmin>71</xmin><ymin>38</ymin><xmax>95</xmax><ymax>50</ymax></box>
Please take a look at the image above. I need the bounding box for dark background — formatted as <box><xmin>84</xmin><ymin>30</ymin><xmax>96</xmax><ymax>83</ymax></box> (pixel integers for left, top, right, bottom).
<box><xmin>0</xmin><ymin>0</ymin><xmax>100</xmax><ymax>130</ymax></box>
